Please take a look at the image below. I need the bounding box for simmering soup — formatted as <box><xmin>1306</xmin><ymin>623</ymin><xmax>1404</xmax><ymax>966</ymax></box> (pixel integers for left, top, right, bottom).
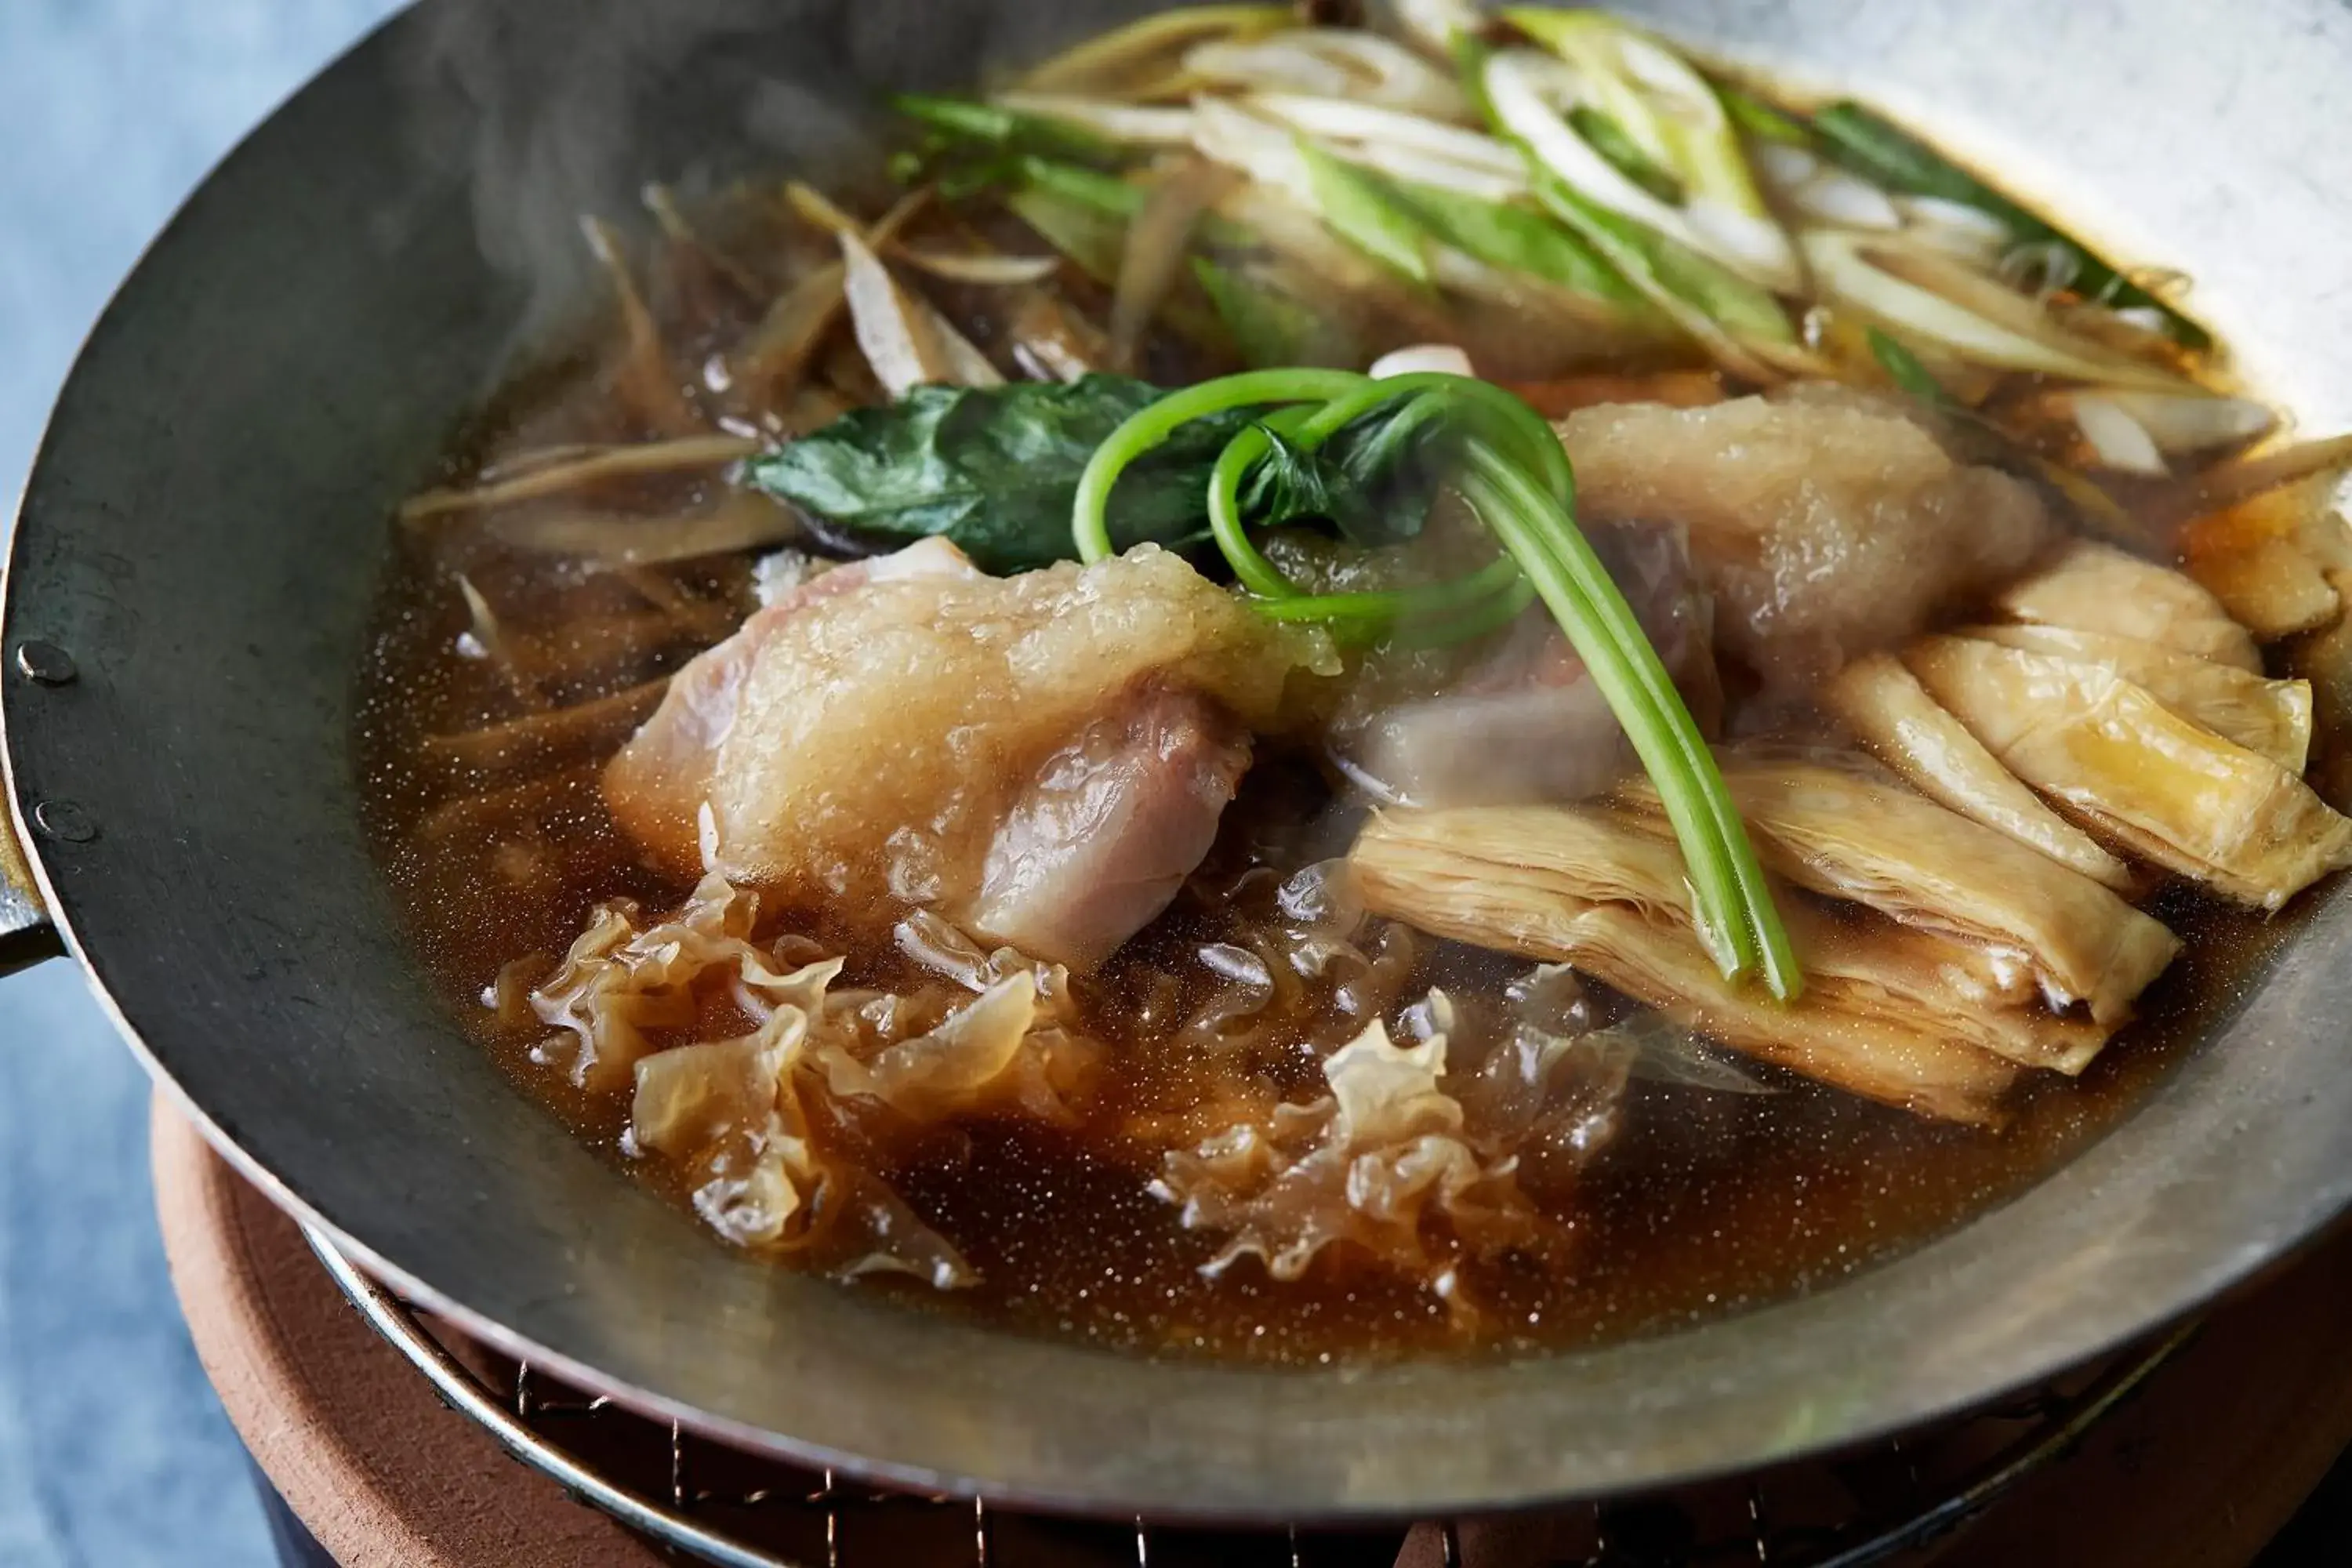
<box><xmin>357</xmin><ymin>2</ymin><xmax>2352</xmax><ymax>1363</ymax></box>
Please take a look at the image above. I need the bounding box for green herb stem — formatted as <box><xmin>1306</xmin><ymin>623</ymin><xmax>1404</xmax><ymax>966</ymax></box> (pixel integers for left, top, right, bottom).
<box><xmin>1207</xmin><ymin>414</ymin><xmax>1316</xmax><ymax>597</ymax></box>
<box><xmin>1248</xmin><ymin>552</ymin><xmax>1526</xmax><ymax>625</ymax></box>
<box><xmin>1073</xmin><ymin>368</ymin><xmax>1370</xmax><ymax>562</ymax></box>
<box><xmin>1461</xmin><ymin>443</ymin><xmax>1801</xmax><ymax>999</ymax></box>
<box><xmin>1390</xmin><ymin>573</ymin><xmax>1540</xmax><ymax>648</ymax></box>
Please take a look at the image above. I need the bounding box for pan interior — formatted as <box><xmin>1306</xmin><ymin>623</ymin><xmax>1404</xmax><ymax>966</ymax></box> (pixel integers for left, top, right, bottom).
<box><xmin>7</xmin><ymin>0</ymin><xmax>2352</xmax><ymax>1516</ymax></box>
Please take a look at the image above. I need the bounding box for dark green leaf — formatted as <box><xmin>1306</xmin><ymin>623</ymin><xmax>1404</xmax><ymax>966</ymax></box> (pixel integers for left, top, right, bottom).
<box><xmin>1808</xmin><ymin>101</ymin><xmax>2209</xmax><ymax>350</ymax></box>
<box><xmin>746</xmin><ymin>376</ymin><xmax>1259</xmax><ymax>573</ymax></box>
<box><xmin>1239</xmin><ymin>426</ymin><xmax>1352</xmax><ymax>533</ymax></box>
<box><xmin>1238</xmin><ymin>390</ymin><xmax>1459</xmax><ymax>548</ymax></box>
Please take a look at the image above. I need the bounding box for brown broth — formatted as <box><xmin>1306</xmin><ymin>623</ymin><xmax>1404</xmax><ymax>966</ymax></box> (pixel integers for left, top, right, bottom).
<box><xmin>353</xmin><ymin>154</ymin><xmax>2303</xmax><ymax>1367</ymax></box>
<box><xmin>355</xmin><ymin>514</ymin><xmax>2274</xmax><ymax>1365</ymax></box>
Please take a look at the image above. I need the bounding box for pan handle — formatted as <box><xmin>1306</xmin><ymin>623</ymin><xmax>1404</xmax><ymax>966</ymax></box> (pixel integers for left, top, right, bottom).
<box><xmin>0</xmin><ymin>800</ymin><xmax>64</xmax><ymax>975</ymax></box>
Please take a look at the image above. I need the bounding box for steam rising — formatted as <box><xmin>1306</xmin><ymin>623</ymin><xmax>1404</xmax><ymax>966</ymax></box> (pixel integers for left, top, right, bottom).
<box><xmin>391</xmin><ymin>0</ymin><xmax>1149</xmax><ymax>348</ymax></box>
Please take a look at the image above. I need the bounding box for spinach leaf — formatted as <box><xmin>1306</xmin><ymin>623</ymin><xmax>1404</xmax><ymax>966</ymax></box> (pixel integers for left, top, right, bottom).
<box><xmin>751</xmin><ymin>377</ymin><xmax>1478</xmax><ymax>572</ymax></box>
<box><xmin>1236</xmin><ymin>390</ymin><xmax>1457</xmax><ymax>549</ymax></box>
<box><xmin>747</xmin><ymin>376</ymin><xmax>1259</xmax><ymax>573</ymax></box>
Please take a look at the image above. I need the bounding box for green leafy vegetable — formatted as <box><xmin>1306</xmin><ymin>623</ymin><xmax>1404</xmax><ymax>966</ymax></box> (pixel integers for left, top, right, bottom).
<box><xmin>1809</xmin><ymin>101</ymin><xmax>2209</xmax><ymax>349</ymax></box>
<box><xmin>747</xmin><ymin>376</ymin><xmax>1258</xmax><ymax>572</ymax></box>
<box><xmin>1237</xmin><ymin>397</ymin><xmax>1461</xmax><ymax>550</ymax></box>
<box><xmin>749</xmin><ymin>371</ymin><xmax>1445</xmax><ymax>568</ymax></box>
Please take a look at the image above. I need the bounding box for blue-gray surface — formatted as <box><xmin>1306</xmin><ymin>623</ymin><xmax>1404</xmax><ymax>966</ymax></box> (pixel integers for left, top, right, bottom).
<box><xmin>0</xmin><ymin>4</ymin><xmax>403</xmax><ymax>1564</ymax></box>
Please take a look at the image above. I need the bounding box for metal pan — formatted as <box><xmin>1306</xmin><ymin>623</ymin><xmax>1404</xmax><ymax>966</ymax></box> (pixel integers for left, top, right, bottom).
<box><xmin>7</xmin><ymin>0</ymin><xmax>2352</xmax><ymax>1522</ymax></box>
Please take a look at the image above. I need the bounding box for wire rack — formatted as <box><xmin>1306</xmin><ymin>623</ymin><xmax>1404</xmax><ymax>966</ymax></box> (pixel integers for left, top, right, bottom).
<box><xmin>306</xmin><ymin>1227</ymin><xmax>2187</xmax><ymax>1568</ymax></box>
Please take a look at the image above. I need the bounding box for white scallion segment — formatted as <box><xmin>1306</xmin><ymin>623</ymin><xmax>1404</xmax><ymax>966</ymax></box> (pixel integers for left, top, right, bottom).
<box><xmin>1483</xmin><ymin>49</ymin><xmax>1799</xmax><ymax>292</ymax></box>
<box><xmin>1751</xmin><ymin>141</ymin><xmax>1819</xmax><ymax>188</ymax></box>
<box><xmin>1754</xmin><ymin>149</ymin><xmax>1903</xmax><ymax>230</ymax></box>
<box><xmin>1242</xmin><ymin>94</ymin><xmax>1530</xmax><ymax>200</ymax></box>
<box><xmin>1789</xmin><ymin>170</ymin><xmax>1904</xmax><ymax>229</ymax></box>
<box><xmin>1893</xmin><ymin>195</ymin><xmax>2014</xmax><ymax>263</ymax></box>
<box><xmin>992</xmin><ymin>93</ymin><xmax>1197</xmax><ymax>145</ymax></box>
<box><xmin>2070</xmin><ymin>394</ymin><xmax>2170</xmax><ymax>476</ymax></box>
<box><xmin>1015</xmin><ymin>4</ymin><xmax>1292</xmax><ymax>93</ymax></box>
<box><xmin>1185</xmin><ymin>29</ymin><xmax>1469</xmax><ymax>119</ymax></box>
<box><xmin>1243</xmin><ymin>96</ymin><xmax>1527</xmax><ymax>176</ymax></box>
<box><xmin>1801</xmin><ymin>229</ymin><xmax>2191</xmax><ymax>391</ymax></box>
<box><xmin>1190</xmin><ymin>95</ymin><xmax>1320</xmax><ymax>204</ymax></box>
<box><xmin>838</xmin><ymin>231</ymin><xmax>1003</xmax><ymax>397</ymax></box>
<box><xmin>1319</xmin><ymin>141</ymin><xmax>1530</xmax><ymax>204</ymax></box>
<box><xmin>2089</xmin><ymin>391</ymin><xmax>2276</xmax><ymax>454</ymax></box>
<box><xmin>1370</xmin><ymin>343</ymin><xmax>1475</xmax><ymax>379</ymax></box>
<box><xmin>1391</xmin><ymin>0</ymin><xmax>1490</xmax><ymax>53</ymax></box>
<box><xmin>890</xmin><ymin>249</ymin><xmax>1064</xmax><ymax>286</ymax></box>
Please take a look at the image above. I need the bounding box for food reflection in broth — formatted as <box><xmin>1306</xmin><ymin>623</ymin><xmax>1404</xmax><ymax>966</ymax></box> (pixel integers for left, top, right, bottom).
<box><xmin>358</xmin><ymin>3</ymin><xmax>2352</xmax><ymax>1363</ymax></box>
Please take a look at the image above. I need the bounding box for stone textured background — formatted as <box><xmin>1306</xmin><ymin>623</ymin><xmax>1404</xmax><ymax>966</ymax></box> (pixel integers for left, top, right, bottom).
<box><xmin>0</xmin><ymin>5</ymin><xmax>401</xmax><ymax>1563</ymax></box>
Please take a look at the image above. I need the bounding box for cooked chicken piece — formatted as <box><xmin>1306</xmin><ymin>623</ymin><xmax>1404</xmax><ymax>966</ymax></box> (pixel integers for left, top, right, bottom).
<box><xmin>1826</xmin><ymin>654</ymin><xmax>2135</xmax><ymax>889</ymax></box>
<box><xmin>605</xmin><ymin>543</ymin><xmax>1331</xmax><ymax>957</ymax></box>
<box><xmin>966</xmin><ymin>688</ymin><xmax>1253</xmax><ymax>968</ymax></box>
<box><xmin>1994</xmin><ymin>540</ymin><xmax>2261</xmax><ymax>673</ymax></box>
<box><xmin>1351</xmin><ymin>806</ymin><xmax>2039</xmax><ymax>1119</ymax></box>
<box><xmin>1908</xmin><ymin>637</ymin><xmax>2352</xmax><ymax>909</ymax></box>
<box><xmin>1620</xmin><ymin>757</ymin><xmax>2178</xmax><ymax>1025</ymax></box>
<box><xmin>1959</xmin><ymin>623</ymin><xmax>2311</xmax><ymax>772</ymax></box>
<box><xmin>1557</xmin><ymin>388</ymin><xmax>2052</xmax><ymax>685</ymax></box>
<box><xmin>606</xmin><ymin>536</ymin><xmax>977</xmax><ymax>851</ymax></box>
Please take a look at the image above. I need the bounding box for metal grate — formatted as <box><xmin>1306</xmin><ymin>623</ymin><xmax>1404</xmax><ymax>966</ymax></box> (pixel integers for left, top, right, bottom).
<box><xmin>307</xmin><ymin>1227</ymin><xmax>2187</xmax><ymax>1568</ymax></box>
